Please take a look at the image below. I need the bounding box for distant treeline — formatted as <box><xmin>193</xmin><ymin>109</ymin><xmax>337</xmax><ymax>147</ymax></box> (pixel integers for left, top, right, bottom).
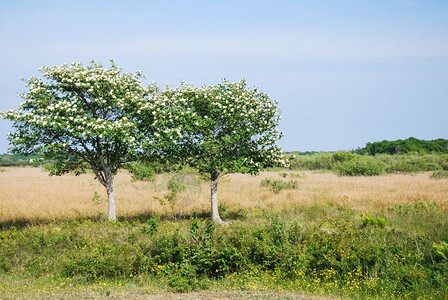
<box><xmin>355</xmin><ymin>137</ymin><xmax>448</xmax><ymax>155</ymax></box>
<box><xmin>2</xmin><ymin>137</ymin><xmax>448</xmax><ymax>176</ymax></box>
<box><xmin>285</xmin><ymin>151</ymin><xmax>317</xmax><ymax>156</ymax></box>
<box><xmin>287</xmin><ymin>151</ymin><xmax>448</xmax><ymax>176</ymax></box>
<box><xmin>0</xmin><ymin>154</ymin><xmax>41</xmax><ymax>167</ymax></box>
<box><xmin>286</xmin><ymin>138</ymin><xmax>448</xmax><ymax>176</ymax></box>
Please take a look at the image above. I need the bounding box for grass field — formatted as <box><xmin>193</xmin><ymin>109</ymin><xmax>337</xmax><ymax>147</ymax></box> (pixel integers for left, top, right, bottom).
<box><xmin>0</xmin><ymin>167</ymin><xmax>447</xmax><ymax>224</ymax></box>
<box><xmin>0</xmin><ymin>167</ymin><xmax>447</xmax><ymax>299</ymax></box>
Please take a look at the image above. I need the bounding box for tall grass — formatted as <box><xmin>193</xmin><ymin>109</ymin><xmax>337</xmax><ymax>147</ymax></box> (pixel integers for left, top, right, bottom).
<box><xmin>0</xmin><ymin>167</ymin><xmax>447</xmax><ymax>225</ymax></box>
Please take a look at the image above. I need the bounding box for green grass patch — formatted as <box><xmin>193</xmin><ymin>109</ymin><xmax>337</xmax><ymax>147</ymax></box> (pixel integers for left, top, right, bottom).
<box><xmin>0</xmin><ymin>204</ymin><xmax>447</xmax><ymax>299</ymax></box>
<box><xmin>361</xmin><ymin>215</ymin><xmax>388</xmax><ymax>228</ymax></box>
<box><xmin>260</xmin><ymin>178</ymin><xmax>299</xmax><ymax>193</ymax></box>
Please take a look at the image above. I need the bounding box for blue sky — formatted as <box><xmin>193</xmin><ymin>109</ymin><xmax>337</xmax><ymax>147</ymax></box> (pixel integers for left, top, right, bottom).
<box><xmin>1</xmin><ymin>0</ymin><xmax>447</xmax><ymax>152</ymax></box>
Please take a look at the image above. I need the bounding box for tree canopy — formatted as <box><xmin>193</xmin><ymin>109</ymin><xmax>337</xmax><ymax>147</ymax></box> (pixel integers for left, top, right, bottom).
<box><xmin>0</xmin><ymin>61</ymin><xmax>162</xmax><ymax>220</ymax></box>
<box><xmin>163</xmin><ymin>79</ymin><xmax>285</xmax><ymax>174</ymax></box>
<box><xmin>161</xmin><ymin>79</ymin><xmax>285</xmax><ymax>223</ymax></box>
<box><xmin>355</xmin><ymin>137</ymin><xmax>448</xmax><ymax>155</ymax></box>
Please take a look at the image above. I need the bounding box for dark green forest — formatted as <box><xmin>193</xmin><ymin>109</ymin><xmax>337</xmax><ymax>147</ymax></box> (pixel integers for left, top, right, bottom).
<box><xmin>354</xmin><ymin>137</ymin><xmax>448</xmax><ymax>155</ymax></box>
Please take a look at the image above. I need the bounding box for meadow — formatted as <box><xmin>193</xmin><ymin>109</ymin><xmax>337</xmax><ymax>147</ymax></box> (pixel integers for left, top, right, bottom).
<box><xmin>1</xmin><ymin>167</ymin><xmax>447</xmax><ymax>223</ymax></box>
<box><xmin>0</xmin><ymin>167</ymin><xmax>447</xmax><ymax>299</ymax></box>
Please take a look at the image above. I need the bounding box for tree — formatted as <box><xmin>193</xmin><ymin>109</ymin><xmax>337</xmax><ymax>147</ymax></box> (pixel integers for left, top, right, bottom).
<box><xmin>0</xmin><ymin>60</ymin><xmax>158</xmax><ymax>221</ymax></box>
<box><xmin>355</xmin><ymin>137</ymin><xmax>448</xmax><ymax>155</ymax></box>
<box><xmin>162</xmin><ymin>79</ymin><xmax>286</xmax><ymax>224</ymax></box>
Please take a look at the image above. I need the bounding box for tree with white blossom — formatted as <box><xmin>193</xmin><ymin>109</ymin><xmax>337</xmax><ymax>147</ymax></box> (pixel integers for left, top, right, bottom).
<box><xmin>162</xmin><ymin>79</ymin><xmax>286</xmax><ymax>224</ymax></box>
<box><xmin>0</xmin><ymin>60</ymin><xmax>161</xmax><ymax>221</ymax></box>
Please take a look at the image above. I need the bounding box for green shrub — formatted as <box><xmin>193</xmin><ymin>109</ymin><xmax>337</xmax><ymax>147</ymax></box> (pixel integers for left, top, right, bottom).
<box><xmin>91</xmin><ymin>191</ymin><xmax>102</xmax><ymax>203</ymax></box>
<box><xmin>154</xmin><ymin>170</ymin><xmax>202</xmax><ymax>213</ymax></box>
<box><xmin>167</xmin><ymin>176</ymin><xmax>188</xmax><ymax>193</ymax></box>
<box><xmin>433</xmin><ymin>241</ymin><xmax>448</xmax><ymax>261</ymax></box>
<box><xmin>376</xmin><ymin>154</ymin><xmax>446</xmax><ymax>173</ymax></box>
<box><xmin>0</xmin><ymin>168</ymin><xmax>6</xmax><ymax>172</ymax></box>
<box><xmin>260</xmin><ymin>178</ymin><xmax>299</xmax><ymax>193</ymax></box>
<box><xmin>431</xmin><ymin>170</ymin><xmax>448</xmax><ymax>179</ymax></box>
<box><xmin>166</xmin><ymin>261</ymin><xmax>204</xmax><ymax>292</ymax></box>
<box><xmin>332</xmin><ymin>151</ymin><xmax>357</xmax><ymax>163</ymax></box>
<box><xmin>167</xmin><ymin>271</ymin><xmax>197</xmax><ymax>292</ymax></box>
<box><xmin>0</xmin><ymin>209</ymin><xmax>447</xmax><ymax>298</ymax></box>
<box><xmin>334</xmin><ymin>156</ymin><xmax>386</xmax><ymax>176</ymax></box>
<box><xmin>141</xmin><ymin>214</ymin><xmax>161</xmax><ymax>235</ymax></box>
<box><xmin>125</xmin><ymin>162</ymin><xmax>156</xmax><ymax>181</ymax></box>
<box><xmin>289</xmin><ymin>152</ymin><xmax>333</xmax><ymax>170</ymax></box>
<box><xmin>390</xmin><ymin>155</ymin><xmax>441</xmax><ymax>173</ymax></box>
<box><xmin>61</xmin><ymin>239</ymin><xmax>140</xmax><ymax>281</ymax></box>
<box><xmin>288</xmin><ymin>151</ymin><xmax>448</xmax><ymax>175</ymax></box>
<box><xmin>41</xmin><ymin>162</ymin><xmax>53</xmax><ymax>172</ymax></box>
<box><xmin>441</xmin><ymin>156</ymin><xmax>448</xmax><ymax>170</ymax></box>
<box><xmin>361</xmin><ymin>216</ymin><xmax>388</xmax><ymax>228</ymax></box>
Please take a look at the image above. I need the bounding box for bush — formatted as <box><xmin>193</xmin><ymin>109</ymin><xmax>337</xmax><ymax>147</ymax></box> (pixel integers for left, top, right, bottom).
<box><xmin>288</xmin><ymin>152</ymin><xmax>333</xmax><ymax>170</ymax></box>
<box><xmin>332</xmin><ymin>151</ymin><xmax>357</xmax><ymax>163</ymax></box>
<box><xmin>260</xmin><ymin>178</ymin><xmax>299</xmax><ymax>193</ymax></box>
<box><xmin>167</xmin><ymin>269</ymin><xmax>198</xmax><ymax>292</ymax></box>
<box><xmin>391</xmin><ymin>155</ymin><xmax>440</xmax><ymax>173</ymax></box>
<box><xmin>141</xmin><ymin>214</ymin><xmax>161</xmax><ymax>235</ymax></box>
<box><xmin>62</xmin><ymin>240</ymin><xmax>140</xmax><ymax>281</ymax></box>
<box><xmin>125</xmin><ymin>162</ymin><xmax>156</xmax><ymax>181</ymax></box>
<box><xmin>153</xmin><ymin>169</ymin><xmax>203</xmax><ymax>216</ymax></box>
<box><xmin>167</xmin><ymin>169</ymin><xmax>201</xmax><ymax>192</ymax></box>
<box><xmin>288</xmin><ymin>151</ymin><xmax>448</xmax><ymax>175</ymax></box>
<box><xmin>125</xmin><ymin>160</ymin><xmax>182</xmax><ymax>182</ymax></box>
<box><xmin>376</xmin><ymin>154</ymin><xmax>446</xmax><ymax>173</ymax></box>
<box><xmin>361</xmin><ymin>216</ymin><xmax>388</xmax><ymax>228</ymax></box>
<box><xmin>433</xmin><ymin>241</ymin><xmax>448</xmax><ymax>261</ymax></box>
<box><xmin>0</xmin><ymin>212</ymin><xmax>447</xmax><ymax>298</ymax></box>
<box><xmin>431</xmin><ymin>170</ymin><xmax>448</xmax><ymax>179</ymax></box>
<box><xmin>333</xmin><ymin>156</ymin><xmax>387</xmax><ymax>176</ymax></box>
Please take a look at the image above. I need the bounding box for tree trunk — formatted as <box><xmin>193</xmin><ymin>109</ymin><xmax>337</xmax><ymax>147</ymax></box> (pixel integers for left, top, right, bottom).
<box><xmin>210</xmin><ymin>171</ymin><xmax>228</xmax><ymax>225</ymax></box>
<box><xmin>105</xmin><ymin>169</ymin><xmax>116</xmax><ymax>221</ymax></box>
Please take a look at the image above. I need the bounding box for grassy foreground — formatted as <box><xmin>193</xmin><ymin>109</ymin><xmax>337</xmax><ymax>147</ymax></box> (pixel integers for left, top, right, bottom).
<box><xmin>0</xmin><ymin>168</ymin><xmax>447</xmax><ymax>299</ymax></box>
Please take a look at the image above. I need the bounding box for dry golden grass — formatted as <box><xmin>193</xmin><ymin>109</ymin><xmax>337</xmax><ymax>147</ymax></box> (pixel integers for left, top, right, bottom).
<box><xmin>0</xmin><ymin>167</ymin><xmax>447</xmax><ymax>223</ymax></box>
